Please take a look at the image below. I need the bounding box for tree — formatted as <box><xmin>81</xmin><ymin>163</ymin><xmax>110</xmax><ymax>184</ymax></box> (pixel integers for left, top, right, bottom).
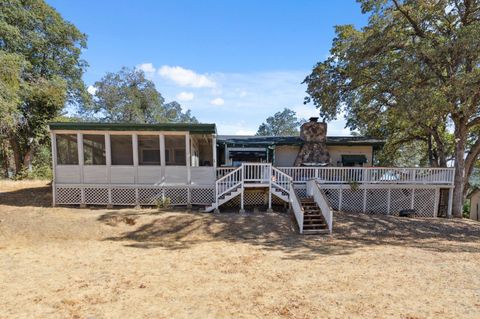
<box><xmin>256</xmin><ymin>108</ymin><xmax>305</xmax><ymax>136</ymax></box>
<box><xmin>85</xmin><ymin>67</ymin><xmax>197</xmax><ymax>124</ymax></box>
<box><xmin>0</xmin><ymin>0</ymin><xmax>89</xmax><ymax>175</ymax></box>
<box><xmin>304</xmin><ymin>0</ymin><xmax>480</xmax><ymax>217</ymax></box>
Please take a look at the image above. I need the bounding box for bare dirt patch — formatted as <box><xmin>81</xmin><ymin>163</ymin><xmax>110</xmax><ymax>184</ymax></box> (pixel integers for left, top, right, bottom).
<box><xmin>1</xmin><ymin>180</ymin><xmax>480</xmax><ymax>318</ymax></box>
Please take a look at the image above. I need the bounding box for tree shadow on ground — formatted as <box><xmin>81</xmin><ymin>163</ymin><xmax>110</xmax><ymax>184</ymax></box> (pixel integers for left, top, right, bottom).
<box><xmin>99</xmin><ymin>208</ymin><xmax>480</xmax><ymax>260</ymax></box>
<box><xmin>0</xmin><ymin>186</ymin><xmax>52</xmax><ymax>207</ymax></box>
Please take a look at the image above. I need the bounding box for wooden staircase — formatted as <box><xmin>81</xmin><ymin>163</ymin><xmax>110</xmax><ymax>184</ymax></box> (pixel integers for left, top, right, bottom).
<box><xmin>300</xmin><ymin>196</ymin><xmax>329</xmax><ymax>234</ymax></box>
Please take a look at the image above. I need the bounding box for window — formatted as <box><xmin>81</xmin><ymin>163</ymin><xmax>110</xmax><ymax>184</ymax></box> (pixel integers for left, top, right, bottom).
<box><xmin>83</xmin><ymin>134</ymin><xmax>106</xmax><ymax>165</ymax></box>
<box><xmin>341</xmin><ymin>154</ymin><xmax>367</xmax><ymax>167</ymax></box>
<box><xmin>111</xmin><ymin>135</ymin><xmax>133</xmax><ymax>165</ymax></box>
<box><xmin>165</xmin><ymin>135</ymin><xmax>186</xmax><ymax>166</ymax></box>
<box><xmin>56</xmin><ymin>134</ymin><xmax>78</xmax><ymax>165</ymax></box>
<box><xmin>138</xmin><ymin>135</ymin><xmax>160</xmax><ymax>165</ymax></box>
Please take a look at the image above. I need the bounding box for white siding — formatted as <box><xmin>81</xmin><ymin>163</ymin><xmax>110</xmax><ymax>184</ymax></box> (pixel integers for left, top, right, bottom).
<box><xmin>56</xmin><ymin>165</ymin><xmax>81</xmax><ymax>183</ymax></box>
<box><xmin>328</xmin><ymin>145</ymin><xmax>373</xmax><ymax>166</ymax></box>
<box><xmin>275</xmin><ymin>145</ymin><xmax>374</xmax><ymax>167</ymax></box>
<box><xmin>110</xmin><ymin>166</ymin><xmax>135</xmax><ymax>184</ymax></box>
<box><xmin>138</xmin><ymin>166</ymin><xmax>162</xmax><ymax>184</ymax></box>
<box><xmin>191</xmin><ymin>167</ymin><xmax>216</xmax><ymax>185</ymax></box>
<box><xmin>83</xmin><ymin>166</ymin><xmax>108</xmax><ymax>183</ymax></box>
<box><xmin>165</xmin><ymin>166</ymin><xmax>187</xmax><ymax>184</ymax></box>
<box><xmin>275</xmin><ymin>145</ymin><xmax>300</xmax><ymax>166</ymax></box>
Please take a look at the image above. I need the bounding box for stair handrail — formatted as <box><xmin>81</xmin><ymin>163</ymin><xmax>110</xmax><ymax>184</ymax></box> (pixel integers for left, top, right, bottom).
<box><xmin>271</xmin><ymin>166</ymin><xmax>293</xmax><ymax>193</ymax></box>
<box><xmin>289</xmin><ymin>180</ymin><xmax>304</xmax><ymax>234</ymax></box>
<box><xmin>216</xmin><ymin>166</ymin><xmax>243</xmax><ymax>200</ymax></box>
<box><xmin>306</xmin><ymin>179</ymin><xmax>333</xmax><ymax>234</ymax></box>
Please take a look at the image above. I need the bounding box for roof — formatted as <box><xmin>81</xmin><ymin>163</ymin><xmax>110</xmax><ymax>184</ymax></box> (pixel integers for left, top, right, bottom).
<box><xmin>217</xmin><ymin>135</ymin><xmax>385</xmax><ymax>147</ymax></box>
<box><xmin>48</xmin><ymin>122</ymin><xmax>216</xmax><ymax>134</ymax></box>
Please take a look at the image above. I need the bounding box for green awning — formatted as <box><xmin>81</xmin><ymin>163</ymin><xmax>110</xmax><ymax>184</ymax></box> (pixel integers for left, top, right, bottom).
<box><xmin>342</xmin><ymin>155</ymin><xmax>367</xmax><ymax>164</ymax></box>
<box><xmin>48</xmin><ymin>122</ymin><xmax>216</xmax><ymax>134</ymax></box>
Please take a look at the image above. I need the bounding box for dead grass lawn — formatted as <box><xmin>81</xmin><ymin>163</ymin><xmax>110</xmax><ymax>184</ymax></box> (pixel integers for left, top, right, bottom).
<box><xmin>1</xmin><ymin>180</ymin><xmax>480</xmax><ymax>318</ymax></box>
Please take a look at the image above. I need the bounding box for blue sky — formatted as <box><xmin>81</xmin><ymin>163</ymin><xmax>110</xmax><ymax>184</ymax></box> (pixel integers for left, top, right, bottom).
<box><xmin>47</xmin><ymin>0</ymin><xmax>367</xmax><ymax>135</ymax></box>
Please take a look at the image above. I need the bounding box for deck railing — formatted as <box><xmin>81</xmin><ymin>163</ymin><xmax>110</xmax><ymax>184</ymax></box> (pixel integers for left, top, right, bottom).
<box><xmin>277</xmin><ymin>167</ymin><xmax>455</xmax><ymax>185</ymax></box>
<box><xmin>216</xmin><ymin>166</ymin><xmax>242</xmax><ymax>198</ymax></box>
<box><xmin>217</xmin><ymin>167</ymin><xmax>237</xmax><ymax>179</ymax></box>
<box><xmin>289</xmin><ymin>181</ymin><xmax>304</xmax><ymax>234</ymax></box>
<box><xmin>243</xmin><ymin>163</ymin><xmax>271</xmax><ymax>183</ymax></box>
<box><xmin>307</xmin><ymin>180</ymin><xmax>333</xmax><ymax>234</ymax></box>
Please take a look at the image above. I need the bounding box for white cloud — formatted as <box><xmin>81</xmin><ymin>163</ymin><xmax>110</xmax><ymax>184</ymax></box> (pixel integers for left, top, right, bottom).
<box><xmin>210</xmin><ymin>97</ymin><xmax>225</xmax><ymax>106</ymax></box>
<box><xmin>145</xmin><ymin>67</ymin><xmax>353</xmax><ymax>136</ymax></box>
<box><xmin>87</xmin><ymin>85</ymin><xmax>97</xmax><ymax>95</ymax></box>
<box><xmin>136</xmin><ymin>63</ymin><xmax>156</xmax><ymax>77</ymax></box>
<box><xmin>176</xmin><ymin>91</ymin><xmax>194</xmax><ymax>101</ymax></box>
<box><xmin>158</xmin><ymin>65</ymin><xmax>216</xmax><ymax>88</ymax></box>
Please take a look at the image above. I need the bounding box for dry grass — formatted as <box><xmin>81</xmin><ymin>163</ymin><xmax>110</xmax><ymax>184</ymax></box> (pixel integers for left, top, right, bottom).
<box><xmin>1</xmin><ymin>180</ymin><xmax>480</xmax><ymax>318</ymax></box>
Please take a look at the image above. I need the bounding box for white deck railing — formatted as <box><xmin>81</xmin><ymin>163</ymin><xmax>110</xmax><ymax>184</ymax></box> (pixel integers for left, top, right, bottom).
<box><xmin>271</xmin><ymin>166</ymin><xmax>292</xmax><ymax>193</ymax></box>
<box><xmin>217</xmin><ymin>167</ymin><xmax>237</xmax><ymax>179</ymax></box>
<box><xmin>243</xmin><ymin>163</ymin><xmax>271</xmax><ymax>183</ymax></box>
<box><xmin>289</xmin><ymin>181</ymin><xmax>304</xmax><ymax>234</ymax></box>
<box><xmin>216</xmin><ymin>166</ymin><xmax>242</xmax><ymax>198</ymax></box>
<box><xmin>307</xmin><ymin>180</ymin><xmax>333</xmax><ymax>234</ymax></box>
<box><xmin>278</xmin><ymin>167</ymin><xmax>454</xmax><ymax>185</ymax></box>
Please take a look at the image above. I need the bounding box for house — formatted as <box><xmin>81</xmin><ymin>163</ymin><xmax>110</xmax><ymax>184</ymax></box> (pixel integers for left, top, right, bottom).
<box><xmin>468</xmin><ymin>189</ymin><xmax>480</xmax><ymax>221</ymax></box>
<box><xmin>48</xmin><ymin>119</ymin><xmax>455</xmax><ymax>234</ymax></box>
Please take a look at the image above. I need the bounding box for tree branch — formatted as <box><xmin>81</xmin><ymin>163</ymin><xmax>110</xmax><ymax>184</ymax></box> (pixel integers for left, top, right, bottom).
<box><xmin>464</xmin><ymin>136</ymin><xmax>480</xmax><ymax>188</ymax></box>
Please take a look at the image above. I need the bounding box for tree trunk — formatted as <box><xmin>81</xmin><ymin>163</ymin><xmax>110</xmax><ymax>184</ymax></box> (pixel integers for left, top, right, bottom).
<box><xmin>1</xmin><ymin>138</ymin><xmax>10</xmax><ymax>178</ymax></box>
<box><xmin>9</xmin><ymin>136</ymin><xmax>23</xmax><ymax>174</ymax></box>
<box><xmin>8</xmin><ymin>136</ymin><xmax>31</xmax><ymax>176</ymax></box>
<box><xmin>452</xmin><ymin>121</ymin><xmax>467</xmax><ymax>218</ymax></box>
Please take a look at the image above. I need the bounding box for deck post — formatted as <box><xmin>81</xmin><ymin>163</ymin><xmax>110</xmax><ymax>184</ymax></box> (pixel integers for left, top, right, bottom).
<box><xmin>186</xmin><ymin>132</ymin><xmax>191</xmax><ymax>184</ymax></box>
<box><xmin>410</xmin><ymin>188</ymin><xmax>415</xmax><ymax>210</ymax></box>
<box><xmin>160</xmin><ymin>133</ymin><xmax>166</xmax><ymax>183</ymax></box>
<box><xmin>239</xmin><ymin>182</ymin><xmax>245</xmax><ymax>213</ymax></box>
<box><xmin>78</xmin><ymin>133</ymin><xmax>86</xmax><ymax>208</ymax></box>
<box><xmin>433</xmin><ymin>188</ymin><xmax>440</xmax><ymax>218</ymax></box>
<box><xmin>50</xmin><ymin>132</ymin><xmax>57</xmax><ymax>207</ymax></box>
<box><xmin>386</xmin><ymin>188</ymin><xmax>391</xmax><ymax>215</ymax></box>
<box><xmin>362</xmin><ymin>188</ymin><xmax>367</xmax><ymax>213</ymax></box>
<box><xmin>132</xmin><ymin>133</ymin><xmax>140</xmax><ymax>208</ymax></box>
<box><xmin>212</xmin><ymin>134</ymin><xmax>217</xmax><ymax>168</ymax></box>
<box><xmin>447</xmin><ymin>187</ymin><xmax>453</xmax><ymax>218</ymax></box>
<box><xmin>105</xmin><ymin>133</ymin><xmax>113</xmax><ymax>208</ymax></box>
<box><xmin>338</xmin><ymin>188</ymin><xmax>343</xmax><ymax>211</ymax></box>
<box><xmin>185</xmin><ymin>132</ymin><xmax>192</xmax><ymax>208</ymax></box>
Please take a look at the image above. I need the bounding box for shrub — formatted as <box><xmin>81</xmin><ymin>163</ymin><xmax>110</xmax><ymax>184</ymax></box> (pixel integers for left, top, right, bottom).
<box><xmin>156</xmin><ymin>197</ymin><xmax>172</xmax><ymax>210</ymax></box>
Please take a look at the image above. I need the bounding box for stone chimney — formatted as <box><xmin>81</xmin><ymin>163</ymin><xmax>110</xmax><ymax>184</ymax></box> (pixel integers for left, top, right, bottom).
<box><xmin>293</xmin><ymin>117</ymin><xmax>330</xmax><ymax>166</ymax></box>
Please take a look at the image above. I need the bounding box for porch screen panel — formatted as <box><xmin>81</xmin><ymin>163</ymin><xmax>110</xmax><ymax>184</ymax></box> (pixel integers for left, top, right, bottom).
<box><xmin>111</xmin><ymin>135</ymin><xmax>133</xmax><ymax>165</ymax></box>
<box><xmin>83</xmin><ymin>134</ymin><xmax>106</xmax><ymax>165</ymax></box>
<box><xmin>138</xmin><ymin>135</ymin><xmax>160</xmax><ymax>165</ymax></box>
<box><xmin>56</xmin><ymin>134</ymin><xmax>78</xmax><ymax>165</ymax></box>
<box><xmin>165</xmin><ymin>135</ymin><xmax>186</xmax><ymax>166</ymax></box>
<box><xmin>191</xmin><ymin>134</ymin><xmax>213</xmax><ymax>166</ymax></box>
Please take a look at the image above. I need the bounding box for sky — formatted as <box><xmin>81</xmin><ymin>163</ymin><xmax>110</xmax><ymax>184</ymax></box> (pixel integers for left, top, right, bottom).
<box><xmin>46</xmin><ymin>0</ymin><xmax>367</xmax><ymax>135</ymax></box>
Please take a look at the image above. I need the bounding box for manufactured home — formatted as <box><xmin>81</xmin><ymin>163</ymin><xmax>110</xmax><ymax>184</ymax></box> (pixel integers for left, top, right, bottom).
<box><xmin>49</xmin><ymin>118</ymin><xmax>455</xmax><ymax>234</ymax></box>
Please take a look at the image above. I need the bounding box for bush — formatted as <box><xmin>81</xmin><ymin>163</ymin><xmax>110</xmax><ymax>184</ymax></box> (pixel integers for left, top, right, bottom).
<box><xmin>156</xmin><ymin>197</ymin><xmax>171</xmax><ymax>210</ymax></box>
<box><xmin>463</xmin><ymin>201</ymin><xmax>470</xmax><ymax>219</ymax></box>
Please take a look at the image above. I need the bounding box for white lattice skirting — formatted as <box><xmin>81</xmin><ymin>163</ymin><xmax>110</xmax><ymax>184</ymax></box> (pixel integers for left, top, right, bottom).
<box><xmin>316</xmin><ymin>185</ymin><xmax>441</xmax><ymax>217</ymax></box>
<box><xmin>54</xmin><ymin>184</ymin><xmax>214</xmax><ymax>206</ymax></box>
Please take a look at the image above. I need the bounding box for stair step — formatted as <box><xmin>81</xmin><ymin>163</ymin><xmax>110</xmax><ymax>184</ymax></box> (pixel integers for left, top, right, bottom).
<box><xmin>304</xmin><ymin>226</ymin><xmax>327</xmax><ymax>230</ymax></box>
<box><xmin>304</xmin><ymin>217</ymin><xmax>325</xmax><ymax>221</ymax></box>
<box><xmin>304</xmin><ymin>221</ymin><xmax>325</xmax><ymax>224</ymax></box>
<box><xmin>303</xmin><ymin>229</ymin><xmax>330</xmax><ymax>235</ymax></box>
